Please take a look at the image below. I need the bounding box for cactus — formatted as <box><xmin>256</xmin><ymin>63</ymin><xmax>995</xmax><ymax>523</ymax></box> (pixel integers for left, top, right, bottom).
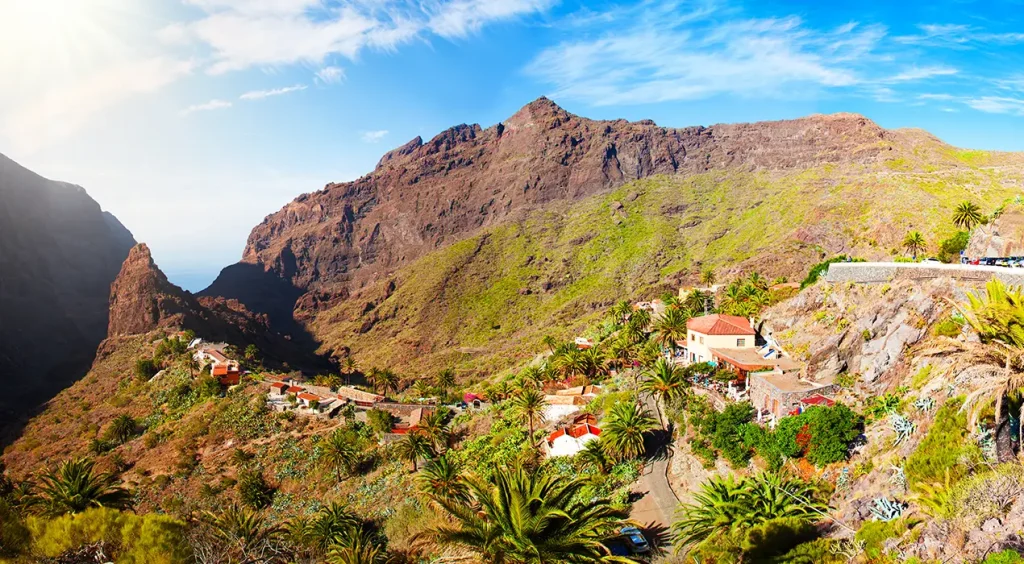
<box><xmin>914</xmin><ymin>396</ymin><xmax>935</xmax><ymax>413</ymax></box>
<box><xmin>891</xmin><ymin>414</ymin><xmax>916</xmax><ymax>445</ymax></box>
<box><xmin>870</xmin><ymin>496</ymin><xmax>906</xmax><ymax>522</ymax></box>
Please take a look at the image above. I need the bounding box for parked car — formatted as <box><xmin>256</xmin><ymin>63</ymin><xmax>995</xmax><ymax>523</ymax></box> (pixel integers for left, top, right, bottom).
<box><xmin>620</xmin><ymin>526</ymin><xmax>650</xmax><ymax>554</ymax></box>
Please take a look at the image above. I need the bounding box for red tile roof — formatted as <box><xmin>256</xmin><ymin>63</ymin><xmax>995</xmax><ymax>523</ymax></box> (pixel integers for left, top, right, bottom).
<box><xmin>686</xmin><ymin>314</ymin><xmax>754</xmax><ymax>336</ymax></box>
<box><xmin>286</xmin><ymin>386</ymin><xmax>304</xmax><ymax>394</ymax></box>
<box><xmin>270</xmin><ymin>382</ymin><xmax>288</xmax><ymax>389</ymax></box>
<box><xmin>298</xmin><ymin>392</ymin><xmax>321</xmax><ymax>402</ymax></box>
<box><xmin>547</xmin><ymin>423</ymin><xmax>600</xmax><ymax>444</ymax></box>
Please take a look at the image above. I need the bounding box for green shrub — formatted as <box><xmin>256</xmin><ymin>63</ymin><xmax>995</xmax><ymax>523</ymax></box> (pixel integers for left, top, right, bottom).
<box><xmin>984</xmin><ymin>550</ymin><xmax>1024</xmax><ymax>564</ymax></box>
<box><xmin>214</xmin><ymin>395</ymin><xmax>271</xmax><ymax>440</ymax></box>
<box><xmin>237</xmin><ymin>470</ymin><xmax>274</xmax><ymax>509</ymax></box>
<box><xmin>26</xmin><ymin>508</ymin><xmax>188</xmax><ymax>563</ymax></box>
<box><xmin>772</xmin><ymin>538</ymin><xmax>845</xmax><ymax>563</ymax></box>
<box><xmin>698</xmin><ymin>402</ymin><xmax>754</xmax><ymax>467</ymax></box>
<box><xmin>740</xmin><ymin>517</ymin><xmax>817</xmax><ymax>560</ymax></box>
<box><xmin>801</xmin><ymin>256</ymin><xmax>865</xmax><ymax>289</ymax></box>
<box><xmin>932</xmin><ymin>316</ymin><xmax>964</xmax><ymax>338</ymax></box>
<box><xmin>855</xmin><ymin>518</ymin><xmax>913</xmax><ymax>560</ymax></box>
<box><xmin>905</xmin><ymin>398</ymin><xmax>983</xmax><ymax>489</ymax></box>
<box><xmin>949</xmin><ymin>464</ymin><xmax>1024</xmax><ymax>525</ymax></box>
<box><xmin>742</xmin><ymin>404</ymin><xmax>861</xmax><ymax>468</ymax></box>
<box><xmin>366</xmin><ymin>409</ymin><xmax>396</xmax><ymax>435</ymax></box>
<box><xmin>938</xmin><ymin>231</ymin><xmax>969</xmax><ymax>263</ymax></box>
<box><xmin>134</xmin><ymin>359</ymin><xmax>159</xmax><ymax>380</ymax></box>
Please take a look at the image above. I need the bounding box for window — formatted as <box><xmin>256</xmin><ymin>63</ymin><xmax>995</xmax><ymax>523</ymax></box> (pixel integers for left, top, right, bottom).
<box><xmin>699</xmin><ymin>336</ymin><xmax>704</xmax><ymax>344</ymax></box>
<box><xmin>736</xmin><ymin>338</ymin><xmax>746</xmax><ymax>347</ymax></box>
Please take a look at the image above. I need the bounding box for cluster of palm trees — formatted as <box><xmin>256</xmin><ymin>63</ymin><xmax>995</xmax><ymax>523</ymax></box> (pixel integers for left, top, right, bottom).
<box><xmin>11</xmin><ymin>458</ymin><xmax>133</xmax><ymax>518</ymax></box>
<box><xmin>418</xmin><ymin>464</ymin><xmax>634</xmax><ymax>563</ymax></box>
<box><xmin>902</xmin><ymin>199</ymin><xmax>985</xmax><ymax>262</ymax></box>
<box><xmin>671</xmin><ymin>471</ymin><xmax>829</xmax><ymax>557</ymax></box>
<box><xmin>717</xmin><ymin>272</ymin><xmax>776</xmax><ymax>318</ymax></box>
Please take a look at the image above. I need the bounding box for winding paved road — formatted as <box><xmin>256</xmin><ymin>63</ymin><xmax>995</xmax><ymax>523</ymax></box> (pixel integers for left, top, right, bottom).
<box><xmin>628</xmin><ymin>394</ymin><xmax>680</xmax><ymax>548</ymax></box>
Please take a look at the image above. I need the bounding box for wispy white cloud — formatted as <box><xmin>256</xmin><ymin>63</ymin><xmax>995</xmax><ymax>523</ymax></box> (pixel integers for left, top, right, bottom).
<box><xmin>316</xmin><ymin>66</ymin><xmax>346</xmax><ymax>84</ymax></box>
<box><xmin>895</xmin><ymin>23</ymin><xmax>1024</xmax><ymax>48</ymax></box>
<box><xmin>240</xmin><ymin>84</ymin><xmax>307</xmax><ymax>100</ymax></box>
<box><xmin>180</xmin><ymin>99</ymin><xmax>233</xmax><ymax>116</ymax></box>
<box><xmin>887</xmin><ymin>65</ymin><xmax>958</xmax><ymax>82</ymax></box>
<box><xmin>361</xmin><ymin>130</ymin><xmax>389</xmax><ymax>143</ymax></box>
<box><xmin>526</xmin><ymin>3</ymin><xmax>884</xmax><ymax>106</ymax></box>
<box><xmin>164</xmin><ymin>0</ymin><xmax>552</xmax><ymax>75</ymax></box>
<box><xmin>965</xmin><ymin>96</ymin><xmax>1024</xmax><ymax>116</ymax></box>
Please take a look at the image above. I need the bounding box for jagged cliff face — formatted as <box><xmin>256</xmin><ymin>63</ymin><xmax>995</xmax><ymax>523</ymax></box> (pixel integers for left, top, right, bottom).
<box><xmin>0</xmin><ymin>153</ymin><xmax>135</xmax><ymax>423</ymax></box>
<box><xmin>206</xmin><ymin>99</ymin><xmax>894</xmax><ymax>306</ymax></box>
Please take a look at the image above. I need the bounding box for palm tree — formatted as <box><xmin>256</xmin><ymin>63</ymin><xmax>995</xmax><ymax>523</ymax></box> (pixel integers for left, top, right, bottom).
<box><xmin>294</xmin><ymin>501</ymin><xmax>362</xmax><ymax>556</ymax></box>
<box><xmin>542</xmin><ymin>335</ymin><xmax>559</xmax><ymax>353</ymax></box>
<box><xmin>365</xmin><ymin>367</ymin><xmax>383</xmax><ymax>395</ymax></box>
<box><xmin>28</xmin><ymin>458</ymin><xmax>132</xmax><ymax>516</ymax></box>
<box><xmin>601</xmin><ymin>400</ymin><xmax>657</xmax><ymax>461</ymax></box>
<box><xmin>581</xmin><ymin>346</ymin><xmax>608</xmax><ymax>381</ymax></box>
<box><xmin>203</xmin><ymin>503</ymin><xmax>284</xmax><ymax>560</ymax></box>
<box><xmin>953</xmin><ymin>200</ymin><xmax>984</xmax><ymax>231</ymax></box>
<box><xmin>435</xmin><ymin>367</ymin><xmax>456</xmax><ymax>392</ymax></box>
<box><xmin>395</xmin><ymin>430</ymin><xmax>434</xmax><ymax>472</ymax></box>
<box><xmin>606</xmin><ymin>338</ymin><xmax>634</xmax><ymax>373</ymax></box>
<box><xmin>700</xmin><ymin>267</ymin><xmax>716</xmax><ymax>287</ymax></box>
<box><xmin>610</xmin><ymin>300</ymin><xmax>633</xmax><ymax>325</ymax></box>
<box><xmin>671</xmin><ymin>472</ymin><xmax>828</xmax><ymax>553</ymax></box>
<box><xmin>642</xmin><ymin>358</ymin><xmax>689</xmax><ymax>407</ymax></box>
<box><xmin>746</xmin><ymin>272</ymin><xmax>769</xmax><ymax>292</ymax></box>
<box><xmin>637</xmin><ymin>340</ymin><xmax>664</xmax><ymax>370</ymax></box>
<box><xmin>424</xmin><ymin>466</ymin><xmax>631</xmax><ymax>563</ymax></box>
<box><xmin>411</xmin><ymin>379</ymin><xmax>433</xmax><ymax>399</ymax></box>
<box><xmin>417</xmin><ymin>453</ymin><xmax>470</xmax><ymax>505</ymax></box>
<box><xmin>321</xmin><ymin>429</ymin><xmax>359</xmax><ymax>481</ymax></box>
<box><xmin>509</xmin><ymin>388</ymin><xmax>548</xmax><ymax>442</ymax></box>
<box><xmin>418</xmin><ymin>409</ymin><xmax>450</xmax><ymax>451</ymax></box>
<box><xmin>684</xmin><ymin>289</ymin><xmax>712</xmax><ymax>314</ymax></box>
<box><xmin>903</xmin><ymin>231</ymin><xmax>926</xmax><ymax>260</ymax></box>
<box><xmin>554</xmin><ymin>348</ymin><xmax>589</xmax><ymax>382</ymax></box>
<box><xmin>577</xmin><ymin>438</ymin><xmax>613</xmax><ymax>473</ymax></box>
<box><xmin>342</xmin><ymin>357</ymin><xmax>357</xmax><ymax>384</ymax></box>
<box><xmin>629</xmin><ymin>309</ymin><xmax>652</xmax><ymax>332</ymax></box>
<box><xmin>653</xmin><ymin>307</ymin><xmax>690</xmax><ymax>350</ymax></box>
<box><xmin>105</xmin><ymin>414</ymin><xmax>137</xmax><ymax>445</ymax></box>
<box><xmin>327</xmin><ymin>525</ymin><xmax>387</xmax><ymax>564</ymax></box>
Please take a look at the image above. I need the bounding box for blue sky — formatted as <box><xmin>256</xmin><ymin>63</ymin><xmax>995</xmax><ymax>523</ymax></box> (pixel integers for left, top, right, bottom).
<box><xmin>3</xmin><ymin>0</ymin><xmax>1024</xmax><ymax>291</ymax></box>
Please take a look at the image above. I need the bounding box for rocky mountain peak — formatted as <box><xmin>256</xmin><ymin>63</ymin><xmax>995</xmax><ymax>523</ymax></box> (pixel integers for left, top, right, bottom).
<box><xmin>107</xmin><ymin>243</ymin><xmax>191</xmax><ymax>337</ymax></box>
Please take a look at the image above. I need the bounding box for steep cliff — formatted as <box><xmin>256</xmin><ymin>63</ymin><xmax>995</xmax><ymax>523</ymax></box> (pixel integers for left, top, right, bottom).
<box><xmin>0</xmin><ymin>153</ymin><xmax>135</xmax><ymax>423</ymax></box>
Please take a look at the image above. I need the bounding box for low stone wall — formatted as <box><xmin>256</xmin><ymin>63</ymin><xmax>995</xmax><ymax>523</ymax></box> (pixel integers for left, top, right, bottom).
<box><xmin>825</xmin><ymin>262</ymin><xmax>1024</xmax><ymax>286</ymax></box>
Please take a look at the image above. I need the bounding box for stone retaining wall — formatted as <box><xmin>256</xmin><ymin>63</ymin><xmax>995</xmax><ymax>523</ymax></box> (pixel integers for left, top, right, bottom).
<box><xmin>825</xmin><ymin>262</ymin><xmax>1024</xmax><ymax>286</ymax></box>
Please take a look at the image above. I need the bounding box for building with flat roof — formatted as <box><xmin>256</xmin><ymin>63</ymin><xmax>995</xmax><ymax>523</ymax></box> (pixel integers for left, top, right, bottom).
<box><xmin>748</xmin><ymin>367</ymin><xmax>837</xmax><ymax>420</ymax></box>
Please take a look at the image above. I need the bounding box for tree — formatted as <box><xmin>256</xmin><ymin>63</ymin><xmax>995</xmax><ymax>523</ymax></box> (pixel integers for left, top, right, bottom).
<box><xmin>577</xmin><ymin>439</ymin><xmax>613</xmax><ymax>473</ymax></box>
<box><xmin>700</xmin><ymin>267</ymin><xmax>716</xmax><ymax>287</ymax></box>
<box><xmin>366</xmin><ymin>409</ymin><xmax>395</xmax><ymax>436</ymax></box>
<box><xmin>202</xmin><ymin>503</ymin><xmax>284</xmax><ymax>562</ymax></box>
<box><xmin>642</xmin><ymin>358</ymin><xmax>689</xmax><ymax>407</ymax></box>
<box><xmin>610</xmin><ymin>300</ymin><xmax>633</xmax><ymax>325</ymax></box>
<box><xmin>411</xmin><ymin>379</ymin><xmax>433</xmax><ymax>399</ymax></box>
<box><xmin>684</xmin><ymin>290</ymin><xmax>712</xmax><ymax>314</ymax></box>
<box><xmin>435</xmin><ymin>367</ymin><xmax>456</xmax><ymax>392</ymax></box>
<box><xmin>237</xmin><ymin>469</ymin><xmax>275</xmax><ymax>509</ymax></box>
<box><xmin>377</xmin><ymin>368</ymin><xmax>401</xmax><ymax>396</ymax></box>
<box><xmin>134</xmin><ymin>358</ymin><xmax>159</xmax><ymax>380</ymax></box>
<box><xmin>326</xmin><ymin>525</ymin><xmax>388</xmax><ymax>564</ymax></box>
<box><xmin>243</xmin><ymin>344</ymin><xmax>261</xmax><ymax>369</ymax></box>
<box><xmin>629</xmin><ymin>308</ymin><xmax>652</xmax><ymax>332</ymax></box>
<box><xmin>27</xmin><ymin>458</ymin><xmax>131</xmax><ymax>517</ymax></box>
<box><xmin>417</xmin><ymin>453</ymin><xmax>469</xmax><ymax>505</ymax></box>
<box><xmin>653</xmin><ymin>306</ymin><xmax>690</xmax><ymax>350</ymax></box>
<box><xmin>903</xmin><ymin>231</ymin><xmax>926</xmax><ymax>260</ymax></box>
<box><xmin>104</xmin><ymin>414</ymin><xmax>137</xmax><ymax>446</ymax></box>
<box><xmin>341</xmin><ymin>357</ymin><xmax>358</xmax><ymax>383</ymax></box>
<box><xmin>671</xmin><ymin>472</ymin><xmax>828</xmax><ymax>555</ymax></box>
<box><xmin>321</xmin><ymin>429</ymin><xmax>360</xmax><ymax>481</ymax></box>
<box><xmin>953</xmin><ymin>200</ymin><xmax>984</xmax><ymax>231</ymax></box>
<box><xmin>509</xmin><ymin>387</ymin><xmax>548</xmax><ymax>443</ymax></box>
<box><xmin>395</xmin><ymin>430</ymin><xmax>434</xmax><ymax>472</ymax></box>
<box><xmin>293</xmin><ymin>501</ymin><xmax>362</xmax><ymax>556</ymax></box>
<box><xmin>424</xmin><ymin>466</ymin><xmax>631</xmax><ymax>563</ymax></box>
<box><xmin>601</xmin><ymin>400</ymin><xmax>657</xmax><ymax>461</ymax></box>
<box><xmin>365</xmin><ymin>368</ymin><xmax>382</xmax><ymax>395</ymax></box>
<box><xmin>606</xmin><ymin>338</ymin><xmax>634</xmax><ymax>372</ymax></box>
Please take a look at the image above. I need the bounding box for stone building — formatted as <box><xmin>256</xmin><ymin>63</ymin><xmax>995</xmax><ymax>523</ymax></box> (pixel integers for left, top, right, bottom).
<box><xmin>748</xmin><ymin>366</ymin><xmax>838</xmax><ymax>420</ymax></box>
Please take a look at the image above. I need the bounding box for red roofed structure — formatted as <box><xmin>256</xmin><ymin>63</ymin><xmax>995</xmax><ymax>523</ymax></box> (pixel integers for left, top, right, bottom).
<box><xmin>799</xmin><ymin>394</ymin><xmax>836</xmax><ymax>408</ymax></box>
<box><xmin>686</xmin><ymin>314</ymin><xmax>754</xmax><ymax>336</ymax></box>
<box><xmin>546</xmin><ymin>421</ymin><xmax>601</xmax><ymax>457</ymax></box>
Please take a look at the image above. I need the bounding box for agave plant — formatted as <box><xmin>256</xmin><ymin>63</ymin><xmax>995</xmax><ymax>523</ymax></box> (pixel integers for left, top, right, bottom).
<box><xmin>977</xmin><ymin>427</ymin><xmax>998</xmax><ymax>462</ymax></box>
<box><xmin>835</xmin><ymin>468</ymin><xmax>850</xmax><ymax>492</ymax></box>
<box><xmin>913</xmin><ymin>396</ymin><xmax>936</xmax><ymax>413</ymax></box>
<box><xmin>891</xmin><ymin>414</ymin><xmax>916</xmax><ymax>446</ymax></box>
<box><xmin>888</xmin><ymin>464</ymin><xmax>907</xmax><ymax>492</ymax></box>
<box><xmin>870</xmin><ymin>497</ymin><xmax>906</xmax><ymax>522</ymax></box>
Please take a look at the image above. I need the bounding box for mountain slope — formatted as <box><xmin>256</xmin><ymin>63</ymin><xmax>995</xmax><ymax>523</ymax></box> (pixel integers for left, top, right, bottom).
<box><xmin>0</xmin><ymin>153</ymin><xmax>135</xmax><ymax>424</ymax></box>
<box><xmin>203</xmin><ymin>99</ymin><xmax>1024</xmax><ymax>377</ymax></box>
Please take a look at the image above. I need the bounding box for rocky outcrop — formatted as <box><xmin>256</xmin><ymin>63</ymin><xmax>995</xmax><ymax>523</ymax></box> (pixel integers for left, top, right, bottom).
<box><xmin>203</xmin><ymin>99</ymin><xmax>898</xmax><ymax>327</ymax></box>
<box><xmin>967</xmin><ymin>203</ymin><xmax>1024</xmax><ymax>258</ymax></box>
<box><xmin>0</xmin><ymin>153</ymin><xmax>135</xmax><ymax>423</ymax></box>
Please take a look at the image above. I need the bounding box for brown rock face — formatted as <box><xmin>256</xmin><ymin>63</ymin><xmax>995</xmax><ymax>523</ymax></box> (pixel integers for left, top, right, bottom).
<box><xmin>0</xmin><ymin>153</ymin><xmax>135</xmax><ymax>423</ymax></box>
<box><xmin>203</xmin><ymin>98</ymin><xmax>893</xmax><ymax>323</ymax></box>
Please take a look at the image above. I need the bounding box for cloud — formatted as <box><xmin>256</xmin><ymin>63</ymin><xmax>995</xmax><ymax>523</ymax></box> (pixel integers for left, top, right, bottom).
<box><xmin>3</xmin><ymin>57</ymin><xmax>193</xmax><ymax>154</ymax></box>
<box><xmin>887</xmin><ymin>66</ymin><xmax>958</xmax><ymax>82</ymax></box>
<box><xmin>164</xmin><ymin>0</ymin><xmax>552</xmax><ymax>75</ymax></box>
<box><xmin>965</xmin><ymin>96</ymin><xmax>1024</xmax><ymax>116</ymax></box>
<box><xmin>239</xmin><ymin>84</ymin><xmax>307</xmax><ymax>100</ymax></box>
<box><xmin>180</xmin><ymin>99</ymin><xmax>233</xmax><ymax>116</ymax></box>
<box><xmin>525</xmin><ymin>4</ymin><xmax>883</xmax><ymax>106</ymax></box>
<box><xmin>895</xmin><ymin>23</ymin><xmax>1024</xmax><ymax>48</ymax></box>
<box><xmin>361</xmin><ymin>130</ymin><xmax>389</xmax><ymax>143</ymax></box>
<box><xmin>316</xmin><ymin>66</ymin><xmax>346</xmax><ymax>84</ymax></box>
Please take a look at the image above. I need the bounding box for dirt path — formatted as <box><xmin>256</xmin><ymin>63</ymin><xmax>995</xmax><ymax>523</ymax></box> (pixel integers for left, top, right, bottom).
<box><xmin>628</xmin><ymin>394</ymin><xmax>680</xmax><ymax>551</ymax></box>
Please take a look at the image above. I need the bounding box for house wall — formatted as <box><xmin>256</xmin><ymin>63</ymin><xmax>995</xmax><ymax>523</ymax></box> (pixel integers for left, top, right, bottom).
<box><xmin>749</xmin><ymin>373</ymin><xmax>838</xmax><ymax>418</ymax></box>
<box><xmin>548</xmin><ymin>433</ymin><xmax>597</xmax><ymax>457</ymax></box>
<box><xmin>686</xmin><ymin>331</ymin><xmax>754</xmax><ymax>364</ymax></box>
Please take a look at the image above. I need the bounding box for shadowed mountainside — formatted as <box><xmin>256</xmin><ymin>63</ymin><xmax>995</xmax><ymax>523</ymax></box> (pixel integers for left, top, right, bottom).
<box><xmin>0</xmin><ymin>153</ymin><xmax>135</xmax><ymax>424</ymax></box>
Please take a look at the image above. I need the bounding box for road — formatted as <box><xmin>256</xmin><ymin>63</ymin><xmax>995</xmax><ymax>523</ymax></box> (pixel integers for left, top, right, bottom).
<box><xmin>628</xmin><ymin>394</ymin><xmax>679</xmax><ymax>548</ymax></box>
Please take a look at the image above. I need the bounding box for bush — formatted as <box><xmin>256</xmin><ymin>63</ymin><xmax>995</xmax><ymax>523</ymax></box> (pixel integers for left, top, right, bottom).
<box><xmin>366</xmin><ymin>409</ymin><xmax>396</xmax><ymax>435</ymax></box>
<box><xmin>855</xmin><ymin>518</ymin><xmax>914</xmax><ymax>560</ymax></box>
<box><xmin>905</xmin><ymin>398</ymin><xmax>983</xmax><ymax>488</ymax></box>
<box><xmin>932</xmin><ymin>316</ymin><xmax>964</xmax><ymax>338</ymax></box>
<box><xmin>26</xmin><ymin>507</ymin><xmax>189</xmax><ymax>563</ymax></box>
<box><xmin>984</xmin><ymin>550</ymin><xmax>1024</xmax><ymax>564</ymax></box>
<box><xmin>950</xmin><ymin>464</ymin><xmax>1024</xmax><ymax>525</ymax></box>
<box><xmin>801</xmin><ymin>256</ymin><xmax>865</xmax><ymax>289</ymax></box>
<box><xmin>742</xmin><ymin>404</ymin><xmax>861</xmax><ymax>468</ymax></box>
<box><xmin>772</xmin><ymin>538</ymin><xmax>845</xmax><ymax>563</ymax></box>
<box><xmin>741</xmin><ymin>517</ymin><xmax>818</xmax><ymax>560</ymax></box>
<box><xmin>237</xmin><ymin>470</ymin><xmax>274</xmax><ymax>509</ymax></box>
<box><xmin>697</xmin><ymin>402</ymin><xmax>754</xmax><ymax>467</ymax></box>
<box><xmin>938</xmin><ymin>231</ymin><xmax>969</xmax><ymax>263</ymax></box>
<box><xmin>134</xmin><ymin>359</ymin><xmax>159</xmax><ymax>380</ymax></box>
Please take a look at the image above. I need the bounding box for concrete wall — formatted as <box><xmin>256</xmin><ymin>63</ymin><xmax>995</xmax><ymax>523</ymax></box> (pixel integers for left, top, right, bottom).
<box><xmin>686</xmin><ymin>331</ymin><xmax>753</xmax><ymax>364</ymax></box>
<box><xmin>825</xmin><ymin>262</ymin><xmax>1024</xmax><ymax>286</ymax></box>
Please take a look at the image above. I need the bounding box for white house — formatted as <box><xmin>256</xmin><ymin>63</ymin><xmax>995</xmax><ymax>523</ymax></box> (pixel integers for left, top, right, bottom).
<box><xmin>683</xmin><ymin>314</ymin><xmax>755</xmax><ymax>365</ymax></box>
<box><xmin>545</xmin><ymin>415</ymin><xmax>601</xmax><ymax>458</ymax></box>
